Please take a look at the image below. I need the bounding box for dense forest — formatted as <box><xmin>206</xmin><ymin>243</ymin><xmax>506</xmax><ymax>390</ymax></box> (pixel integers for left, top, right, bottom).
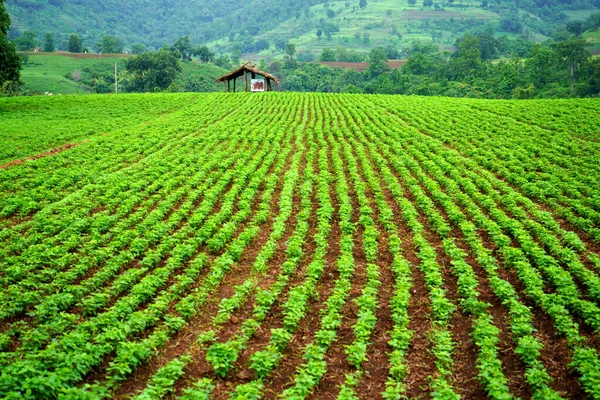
<box><xmin>6</xmin><ymin>0</ymin><xmax>323</xmax><ymax>49</ymax></box>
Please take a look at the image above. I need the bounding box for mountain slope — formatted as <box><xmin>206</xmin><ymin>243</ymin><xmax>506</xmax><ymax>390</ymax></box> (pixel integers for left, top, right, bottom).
<box><xmin>6</xmin><ymin>0</ymin><xmax>599</xmax><ymax>55</ymax></box>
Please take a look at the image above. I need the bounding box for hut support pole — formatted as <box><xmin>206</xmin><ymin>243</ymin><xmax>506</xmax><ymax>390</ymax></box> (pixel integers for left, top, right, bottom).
<box><xmin>233</xmin><ymin>78</ymin><xmax>236</xmax><ymax>92</ymax></box>
<box><xmin>244</xmin><ymin>72</ymin><xmax>248</xmax><ymax>92</ymax></box>
<box><xmin>228</xmin><ymin>80</ymin><xmax>231</xmax><ymax>92</ymax></box>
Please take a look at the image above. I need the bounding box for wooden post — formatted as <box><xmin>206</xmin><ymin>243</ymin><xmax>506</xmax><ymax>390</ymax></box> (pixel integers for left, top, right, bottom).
<box><xmin>244</xmin><ymin>72</ymin><xmax>248</xmax><ymax>92</ymax></box>
<box><xmin>233</xmin><ymin>77</ymin><xmax>236</xmax><ymax>92</ymax></box>
<box><xmin>266</xmin><ymin>78</ymin><xmax>271</xmax><ymax>92</ymax></box>
<box><xmin>228</xmin><ymin>79</ymin><xmax>231</xmax><ymax>92</ymax></box>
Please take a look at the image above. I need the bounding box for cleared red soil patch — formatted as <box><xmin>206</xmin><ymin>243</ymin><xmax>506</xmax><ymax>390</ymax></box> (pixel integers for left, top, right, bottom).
<box><xmin>402</xmin><ymin>9</ymin><xmax>496</xmax><ymax>19</ymax></box>
<box><xmin>320</xmin><ymin>60</ymin><xmax>406</xmax><ymax>72</ymax></box>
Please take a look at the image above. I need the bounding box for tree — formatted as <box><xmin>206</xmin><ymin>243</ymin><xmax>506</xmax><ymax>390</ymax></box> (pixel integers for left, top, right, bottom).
<box><xmin>589</xmin><ymin>58</ymin><xmax>600</xmax><ymax>95</ymax></box>
<box><xmin>43</xmin><ymin>33</ymin><xmax>55</xmax><ymax>52</ymax></box>
<box><xmin>193</xmin><ymin>45</ymin><xmax>214</xmax><ymax>63</ymax></box>
<box><xmin>172</xmin><ymin>36</ymin><xmax>192</xmax><ymax>60</ymax></box>
<box><xmin>132</xmin><ymin>43</ymin><xmax>146</xmax><ymax>54</ymax></box>
<box><xmin>524</xmin><ymin>43</ymin><xmax>556</xmax><ymax>88</ymax></box>
<box><xmin>124</xmin><ymin>50</ymin><xmax>182</xmax><ymax>92</ymax></box>
<box><xmin>326</xmin><ymin>9</ymin><xmax>335</xmax><ymax>18</ymax></box>
<box><xmin>497</xmin><ymin>55</ymin><xmax>522</xmax><ymax>96</ymax></box>
<box><xmin>275</xmin><ymin>38</ymin><xmax>287</xmax><ymax>53</ymax></box>
<box><xmin>68</xmin><ymin>33</ymin><xmax>83</xmax><ymax>53</ymax></box>
<box><xmin>15</xmin><ymin>30</ymin><xmax>37</xmax><ymax>51</ymax></box>
<box><xmin>451</xmin><ymin>34</ymin><xmax>482</xmax><ymax>79</ymax></box>
<box><xmin>98</xmin><ymin>35</ymin><xmax>123</xmax><ymax>54</ymax></box>
<box><xmin>477</xmin><ymin>31</ymin><xmax>497</xmax><ymax>60</ymax></box>
<box><xmin>500</xmin><ymin>9</ymin><xmax>522</xmax><ymax>33</ymax></box>
<box><xmin>359</xmin><ymin>0</ymin><xmax>367</xmax><ymax>9</ymax></box>
<box><xmin>566</xmin><ymin>21</ymin><xmax>583</xmax><ymax>37</ymax></box>
<box><xmin>316</xmin><ymin>28</ymin><xmax>323</xmax><ymax>39</ymax></box>
<box><xmin>555</xmin><ymin>38</ymin><xmax>591</xmax><ymax>94</ymax></box>
<box><xmin>434</xmin><ymin>3</ymin><xmax>441</xmax><ymax>10</ymax></box>
<box><xmin>408</xmin><ymin>0</ymin><xmax>417</xmax><ymax>6</ymax></box>
<box><xmin>0</xmin><ymin>0</ymin><xmax>21</xmax><ymax>88</ymax></box>
<box><xmin>284</xmin><ymin>42</ymin><xmax>296</xmax><ymax>68</ymax></box>
<box><xmin>584</xmin><ymin>12</ymin><xmax>600</xmax><ymax>31</ymax></box>
<box><xmin>423</xmin><ymin>0</ymin><xmax>433</xmax><ymax>7</ymax></box>
<box><xmin>319</xmin><ymin>47</ymin><xmax>336</xmax><ymax>62</ymax></box>
<box><xmin>368</xmin><ymin>47</ymin><xmax>389</xmax><ymax>78</ymax></box>
<box><xmin>404</xmin><ymin>52</ymin><xmax>436</xmax><ymax>75</ymax></box>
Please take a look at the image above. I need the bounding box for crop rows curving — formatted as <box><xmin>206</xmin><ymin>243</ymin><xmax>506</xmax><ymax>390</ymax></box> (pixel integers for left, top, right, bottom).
<box><xmin>0</xmin><ymin>93</ymin><xmax>599</xmax><ymax>399</ymax></box>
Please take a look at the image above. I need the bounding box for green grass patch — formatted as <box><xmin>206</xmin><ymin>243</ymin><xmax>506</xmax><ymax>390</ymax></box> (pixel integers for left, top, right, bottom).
<box><xmin>20</xmin><ymin>53</ymin><xmax>228</xmax><ymax>95</ymax></box>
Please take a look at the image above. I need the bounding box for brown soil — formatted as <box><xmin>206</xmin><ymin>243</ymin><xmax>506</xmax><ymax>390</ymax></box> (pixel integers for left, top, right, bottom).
<box><xmin>320</xmin><ymin>60</ymin><xmax>406</xmax><ymax>72</ymax></box>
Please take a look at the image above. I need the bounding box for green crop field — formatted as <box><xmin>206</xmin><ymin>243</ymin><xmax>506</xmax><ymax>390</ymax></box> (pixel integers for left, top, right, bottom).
<box><xmin>1</xmin><ymin>93</ymin><xmax>600</xmax><ymax>399</ymax></box>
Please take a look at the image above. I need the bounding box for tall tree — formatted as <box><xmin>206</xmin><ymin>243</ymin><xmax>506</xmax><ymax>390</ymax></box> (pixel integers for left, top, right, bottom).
<box><xmin>284</xmin><ymin>42</ymin><xmax>296</xmax><ymax>67</ymax></box>
<box><xmin>15</xmin><ymin>30</ymin><xmax>37</xmax><ymax>51</ymax></box>
<box><xmin>451</xmin><ymin>34</ymin><xmax>482</xmax><ymax>79</ymax></box>
<box><xmin>359</xmin><ymin>0</ymin><xmax>368</xmax><ymax>8</ymax></box>
<box><xmin>589</xmin><ymin>58</ymin><xmax>600</xmax><ymax>95</ymax></box>
<box><xmin>524</xmin><ymin>43</ymin><xmax>556</xmax><ymax>88</ymax></box>
<box><xmin>477</xmin><ymin>31</ymin><xmax>497</xmax><ymax>60</ymax></box>
<box><xmin>0</xmin><ymin>0</ymin><xmax>21</xmax><ymax>89</ymax></box>
<box><xmin>555</xmin><ymin>38</ymin><xmax>590</xmax><ymax>94</ymax></box>
<box><xmin>172</xmin><ymin>36</ymin><xmax>193</xmax><ymax>60</ymax></box>
<box><xmin>44</xmin><ymin>33</ymin><xmax>55</xmax><ymax>52</ymax></box>
<box><xmin>68</xmin><ymin>33</ymin><xmax>83</xmax><ymax>53</ymax></box>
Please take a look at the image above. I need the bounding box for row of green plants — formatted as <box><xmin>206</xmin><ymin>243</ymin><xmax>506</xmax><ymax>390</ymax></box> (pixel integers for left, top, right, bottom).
<box><xmin>0</xmin><ymin>95</ymin><xmax>298</xmax><ymax>398</ymax></box>
<box><xmin>375</xmin><ymin>96</ymin><xmax>600</xmax><ymax>243</ymax></box>
<box><xmin>344</xmin><ymin>94</ymin><xmax>569</xmax><ymax>397</ymax></box>
<box><xmin>0</xmin><ymin>102</ymin><xmax>274</xmax><ymax>355</ymax></box>
<box><xmin>354</xmin><ymin>95</ymin><xmax>600</xmax><ymax>397</ymax></box>
<box><xmin>126</xmin><ymin>95</ymin><xmax>311</xmax><ymax>398</ymax></box>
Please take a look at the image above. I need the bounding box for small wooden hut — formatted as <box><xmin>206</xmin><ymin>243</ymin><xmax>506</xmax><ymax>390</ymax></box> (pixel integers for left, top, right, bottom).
<box><xmin>216</xmin><ymin>63</ymin><xmax>280</xmax><ymax>92</ymax></box>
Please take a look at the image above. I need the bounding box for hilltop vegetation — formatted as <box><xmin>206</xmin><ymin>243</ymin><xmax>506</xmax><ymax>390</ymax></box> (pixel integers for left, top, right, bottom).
<box><xmin>5</xmin><ymin>0</ymin><xmax>600</xmax><ymax>57</ymax></box>
<box><xmin>1</xmin><ymin>92</ymin><xmax>600</xmax><ymax>398</ymax></box>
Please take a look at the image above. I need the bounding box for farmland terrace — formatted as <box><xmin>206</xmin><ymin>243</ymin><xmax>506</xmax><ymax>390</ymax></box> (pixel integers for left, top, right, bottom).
<box><xmin>0</xmin><ymin>92</ymin><xmax>599</xmax><ymax>399</ymax></box>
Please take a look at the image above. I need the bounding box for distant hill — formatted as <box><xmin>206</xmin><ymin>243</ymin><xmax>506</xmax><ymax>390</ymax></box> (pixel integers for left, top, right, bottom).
<box><xmin>6</xmin><ymin>0</ymin><xmax>600</xmax><ymax>57</ymax></box>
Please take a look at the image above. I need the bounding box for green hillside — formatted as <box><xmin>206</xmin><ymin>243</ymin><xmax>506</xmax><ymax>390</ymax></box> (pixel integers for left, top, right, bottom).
<box><xmin>20</xmin><ymin>53</ymin><xmax>228</xmax><ymax>94</ymax></box>
<box><xmin>212</xmin><ymin>0</ymin><xmax>502</xmax><ymax>58</ymax></box>
<box><xmin>6</xmin><ymin>0</ymin><xmax>600</xmax><ymax>58</ymax></box>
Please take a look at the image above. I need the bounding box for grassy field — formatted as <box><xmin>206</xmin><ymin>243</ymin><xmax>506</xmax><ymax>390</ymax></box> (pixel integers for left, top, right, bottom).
<box><xmin>20</xmin><ymin>53</ymin><xmax>228</xmax><ymax>95</ymax></box>
<box><xmin>1</xmin><ymin>93</ymin><xmax>600</xmax><ymax>399</ymax></box>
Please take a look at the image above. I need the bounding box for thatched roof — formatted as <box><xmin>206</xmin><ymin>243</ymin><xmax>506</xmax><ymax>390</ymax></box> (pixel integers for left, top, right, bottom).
<box><xmin>216</xmin><ymin>62</ymin><xmax>280</xmax><ymax>84</ymax></box>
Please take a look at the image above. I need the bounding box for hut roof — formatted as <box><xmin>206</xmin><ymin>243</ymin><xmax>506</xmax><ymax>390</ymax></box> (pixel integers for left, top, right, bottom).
<box><xmin>215</xmin><ymin>62</ymin><xmax>280</xmax><ymax>85</ymax></box>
